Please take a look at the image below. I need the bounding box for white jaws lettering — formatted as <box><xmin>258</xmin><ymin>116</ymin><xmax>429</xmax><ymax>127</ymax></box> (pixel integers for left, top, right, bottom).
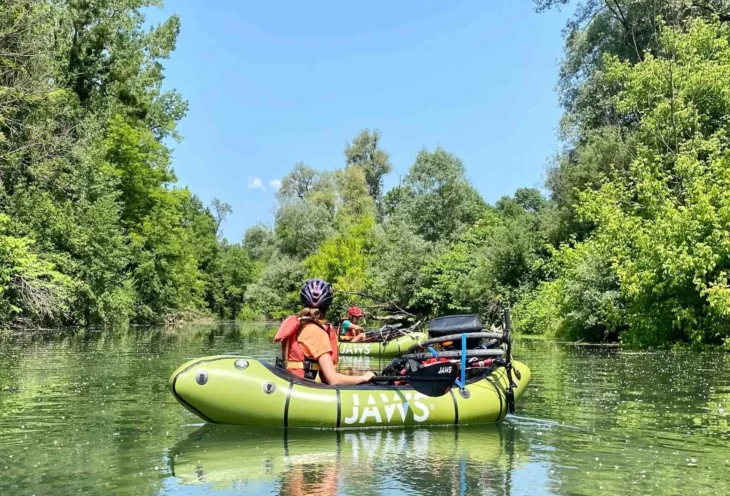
<box><xmin>344</xmin><ymin>394</ymin><xmax>360</xmax><ymax>424</ymax></box>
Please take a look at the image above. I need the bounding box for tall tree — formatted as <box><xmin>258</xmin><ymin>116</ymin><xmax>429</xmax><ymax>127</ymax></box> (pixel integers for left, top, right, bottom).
<box><xmin>344</xmin><ymin>130</ymin><xmax>392</xmax><ymax>217</ymax></box>
<box><xmin>0</xmin><ymin>0</ymin><xmax>234</xmax><ymax>327</ymax></box>
<box><xmin>277</xmin><ymin>163</ymin><xmax>319</xmax><ymax>203</ymax></box>
<box><xmin>211</xmin><ymin>198</ymin><xmax>233</xmax><ymax>238</ymax></box>
<box><xmin>394</xmin><ymin>148</ymin><xmax>486</xmax><ymax>243</ymax></box>
<box><xmin>538</xmin><ymin>1</ymin><xmax>730</xmax><ymax>244</ymax></box>
<box><xmin>242</xmin><ymin>224</ymin><xmax>277</xmax><ymax>263</ymax></box>
<box><xmin>335</xmin><ymin>166</ymin><xmax>376</xmax><ymax>223</ymax></box>
<box><xmin>536</xmin><ymin>0</ymin><xmax>730</xmax><ymax>131</ymax></box>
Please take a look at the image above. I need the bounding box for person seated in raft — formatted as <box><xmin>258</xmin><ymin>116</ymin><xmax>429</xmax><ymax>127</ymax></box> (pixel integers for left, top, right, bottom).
<box><xmin>338</xmin><ymin>306</ymin><xmax>368</xmax><ymax>343</ymax></box>
<box><xmin>275</xmin><ymin>279</ymin><xmax>375</xmax><ymax>386</ymax></box>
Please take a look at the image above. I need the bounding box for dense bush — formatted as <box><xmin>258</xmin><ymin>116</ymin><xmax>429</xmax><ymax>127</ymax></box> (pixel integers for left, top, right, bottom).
<box><xmin>0</xmin><ymin>1</ymin><xmax>251</xmax><ymax>327</ymax></box>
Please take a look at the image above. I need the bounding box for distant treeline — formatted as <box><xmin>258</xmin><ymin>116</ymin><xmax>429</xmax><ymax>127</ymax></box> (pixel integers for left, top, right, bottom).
<box><xmin>3</xmin><ymin>1</ymin><xmax>730</xmax><ymax>348</ymax></box>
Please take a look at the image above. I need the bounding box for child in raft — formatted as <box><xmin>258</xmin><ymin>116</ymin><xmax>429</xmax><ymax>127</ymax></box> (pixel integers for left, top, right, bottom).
<box><xmin>338</xmin><ymin>306</ymin><xmax>368</xmax><ymax>342</ymax></box>
<box><xmin>275</xmin><ymin>279</ymin><xmax>375</xmax><ymax>385</ymax></box>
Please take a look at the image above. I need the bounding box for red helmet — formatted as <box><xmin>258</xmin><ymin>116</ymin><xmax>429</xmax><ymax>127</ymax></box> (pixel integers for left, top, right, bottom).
<box><xmin>347</xmin><ymin>306</ymin><xmax>364</xmax><ymax>318</ymax></box>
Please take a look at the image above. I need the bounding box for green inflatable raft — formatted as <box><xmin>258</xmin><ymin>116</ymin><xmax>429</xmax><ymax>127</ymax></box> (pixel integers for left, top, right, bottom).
<box><xmin>337</xmin><ymin>331</ymin><xmax>426</xmax><ymax>357</ymax></box>
<box><xmin>170</xmin><ymin>355</ymin><xmax>531</xmax><ymax>428</ymax></box>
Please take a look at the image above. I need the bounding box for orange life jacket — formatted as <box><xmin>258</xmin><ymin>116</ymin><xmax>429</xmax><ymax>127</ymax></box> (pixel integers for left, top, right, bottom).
<box><xmin>273</xmin><ymin>315</ymin><xmax>339</xmax><ymax>381</ymax></box>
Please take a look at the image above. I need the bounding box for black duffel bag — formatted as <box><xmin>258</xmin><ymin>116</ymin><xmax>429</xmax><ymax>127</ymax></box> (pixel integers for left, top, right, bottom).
<box><xmin>428</xmin><ymin>314</ymin><xmax>483</xmax><ymax>338</ymax></box>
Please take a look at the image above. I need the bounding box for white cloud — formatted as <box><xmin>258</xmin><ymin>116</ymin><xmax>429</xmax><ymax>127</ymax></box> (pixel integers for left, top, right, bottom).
<box><xmin>248</xmin><ymin>177</ymin><xmax>265</xmax><ymax>191</ymax></box>
<box><xmin>269</xmin><ymin>179</ymin><xmax>282</xmax><ymax>191</ymax></box>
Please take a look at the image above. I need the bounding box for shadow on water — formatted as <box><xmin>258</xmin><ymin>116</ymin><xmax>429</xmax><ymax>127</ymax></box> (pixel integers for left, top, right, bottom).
<box><xmin>164</xmin><ymin>423</ymin><xmax>529</xmax><ymax>496</ymax></box>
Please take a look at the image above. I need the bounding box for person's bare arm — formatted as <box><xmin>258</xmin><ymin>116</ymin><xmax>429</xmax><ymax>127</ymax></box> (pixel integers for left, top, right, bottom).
<box><xmin>318</xmin><ymin>353</ymin><xmax>374</xmax><ymax>385</ymax></box>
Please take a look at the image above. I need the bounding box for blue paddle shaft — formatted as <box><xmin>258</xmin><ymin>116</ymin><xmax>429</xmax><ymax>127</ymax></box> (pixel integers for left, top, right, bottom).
<box><xmin>453</xmin><ymin>333</ymin><xmax>467</xmax><ymax>389</ymax></box>
<box><xmin>460</xmin><ymin>333</ymin><xmax>466</xmax><ymax>387</ymax></box>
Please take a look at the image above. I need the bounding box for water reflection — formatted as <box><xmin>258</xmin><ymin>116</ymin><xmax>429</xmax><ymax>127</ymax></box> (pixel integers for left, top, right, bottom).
<box><xmin>167</xmin><ymin>424</ymin><xmax>528</xmax><ymax>495</ymax></box>
<box><xmin>1</xmin><ymin>324</ymin><xmax>730</xmax><ymax>495</ymax></box>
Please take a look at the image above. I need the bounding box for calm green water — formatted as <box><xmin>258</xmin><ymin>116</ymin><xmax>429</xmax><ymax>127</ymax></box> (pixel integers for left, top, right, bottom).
<box><xmin>1</xmin><ymin>323</ymin><xmax>729</xmax><ymax>495</ymax></box>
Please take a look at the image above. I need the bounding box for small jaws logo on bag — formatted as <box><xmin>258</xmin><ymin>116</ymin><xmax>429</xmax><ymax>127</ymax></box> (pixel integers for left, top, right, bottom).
<box><xmin>438</xmin><ymin>366</ymin><xmax>452</xmax><ymax>374</ymax></box>
<box><xmin>344</xmin><ymin>392</ymin><xmax>430</xmax><ymax>425</ymax></box>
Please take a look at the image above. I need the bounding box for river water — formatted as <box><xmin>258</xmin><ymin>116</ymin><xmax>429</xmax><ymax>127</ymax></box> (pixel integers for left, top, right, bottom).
<box><xmin>0</xmin><ymin>323</ymin><xmax>729</xmax><ymax>495</ymax></box>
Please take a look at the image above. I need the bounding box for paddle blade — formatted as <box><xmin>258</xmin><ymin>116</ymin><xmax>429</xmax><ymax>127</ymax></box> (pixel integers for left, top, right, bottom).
<box><xmin>406</xmin><ymin>363</ymin><xmax>460</xmax><ymax>397</ymax></box>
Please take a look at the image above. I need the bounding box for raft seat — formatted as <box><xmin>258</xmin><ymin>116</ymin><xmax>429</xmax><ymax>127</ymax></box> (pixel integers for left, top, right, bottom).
<box><xmin>428</xmin><ymin>314</ymin><xmax>483</xmax><ymax>338</ymax></box>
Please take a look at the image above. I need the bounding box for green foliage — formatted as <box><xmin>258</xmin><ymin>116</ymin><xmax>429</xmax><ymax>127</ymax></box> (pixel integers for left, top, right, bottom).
<box><xmin>211</xmin><ymin>198</ymin><xmax>233</xmax><ymax>236</ymax></box>
<box><xmin>277</xmin><ymin>162</ymin><xmax>337</xmax><ymax>212</ymax></box>
<box><xmin>387</xmin><ymin>148</ymin><xmax>487</xmax><ymax>243</ymax></box>
<box><xmin>5</xmin><ymin>0</ymin><xmax>730</xmax><ymax>352</ymax></box>
<box><xmin>344</xmin><ymin>129</ymin><xmax>392</xmax><ymax>217</ymax></box>
<box><xmin>536</xmin><ymin>0</ymin><xmax>730</xmax><ymax>132</ymax></box>
<box><xmin>414</xmin><ymin>189</ymin><xmax>556</xmax><ymax>322</ymax></box>
<box><xmin>365</xmin><ymin>216</ymin><xmax>434</xmax><ymax>311</ymax></box>
<box><xmin>539</xmin><ymin>1</ymin><xmax>730</xmax><ymax>245</ymax></box>
<box><xmin>415</xmin><ymin>212</ymin><xmax>502</xmax><ymax>316</ymax></box>
<box><xmin>0</xmin><ymin>215</ymin><xmax>71</xmax><ymax>326</ymax></box>
<box><xmin>581</xmin><ymin>20</ymin><xmax>730</xmax><ymax>346</ymax></box>
<box><xmin>274</xmin><ymin>163</ymin><xmax>340</xmax><ymax>259</ymax></box>
<box><xmin>516</xmin><ymin>239</ymin><xmax>623</xmax><ymax>340</ymax></box>
<box><xmin>275</xmin><ymin>202</ymin><xmax>336</xmax><ymax>259</ymax></box>
<box><xmin>205</xmin><ymin>243</ymin><xmax>256</xmax><ymax>320</ymax></box>
<box><xmin>0</xmin><ymin>0</ymin><xmax>236</xmax><ymax>327</ymax></box>
<box><xmin>244</xmin><ymin>256</ymin><xmax>306</xmax><ymax>319</ymax></box>
<box><xmin>243</xmin><ymin>224</ymin><xmax>277</xmax><ymax>263</ymax></box>
<box><xmin>305</xmin><ymin>216</ymin><xmax>376</xmax><ymax>295</ymax></box>
<box><xmin>130</xmin><ymin>189</ymin><xmax>207</xmax><ymax>321</ymax></box>
<box><xmin>335</xmin><ymin>166</ymin><xmax>377</xmax><ymax>222</ymax></box>
<box><xmin>523</xmin><ymin>18</ymin><xmax>730</xmax><ymax>347</ymax></box>
<box><xmin>104</xmin><ymin>114</ymin><xmax>175</xmax><ymax>227</ymax></box>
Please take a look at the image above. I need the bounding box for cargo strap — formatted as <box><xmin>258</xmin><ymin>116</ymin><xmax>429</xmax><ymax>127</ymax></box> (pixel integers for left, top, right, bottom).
<box><xmin>284</xmin><ymin>360</ymin><xmax>320</xmax><ymax>371</ymax></box>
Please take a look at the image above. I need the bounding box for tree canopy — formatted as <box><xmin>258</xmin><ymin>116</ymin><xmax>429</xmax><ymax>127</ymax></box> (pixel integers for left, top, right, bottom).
<box><xmin>0</xmin><ymin>0</ymin><xmax>246</xmax><ymax>327</ymax></box>
<box><xmin>4</xmin><ymin>0</ymin><xmax>730</xmax><ymax>348</ymax></box>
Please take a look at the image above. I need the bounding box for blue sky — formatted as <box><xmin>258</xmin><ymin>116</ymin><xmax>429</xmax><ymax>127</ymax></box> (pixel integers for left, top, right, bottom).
<box><xmin>148</xmin><ymin>1</ymin><xmax>571</xmax><ymax>241</ymax></box>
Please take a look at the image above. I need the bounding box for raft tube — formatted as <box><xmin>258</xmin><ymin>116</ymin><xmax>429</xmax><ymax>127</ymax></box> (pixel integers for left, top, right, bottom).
<box><xmin>338</xmin><ymin>331</ymin><xmax>427</xmax><ymax>357</ymax></box>
<box><xmin>170</xmin><ymin>355</ymin><xmax>531</xmax><ymax>428</ymax></box>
